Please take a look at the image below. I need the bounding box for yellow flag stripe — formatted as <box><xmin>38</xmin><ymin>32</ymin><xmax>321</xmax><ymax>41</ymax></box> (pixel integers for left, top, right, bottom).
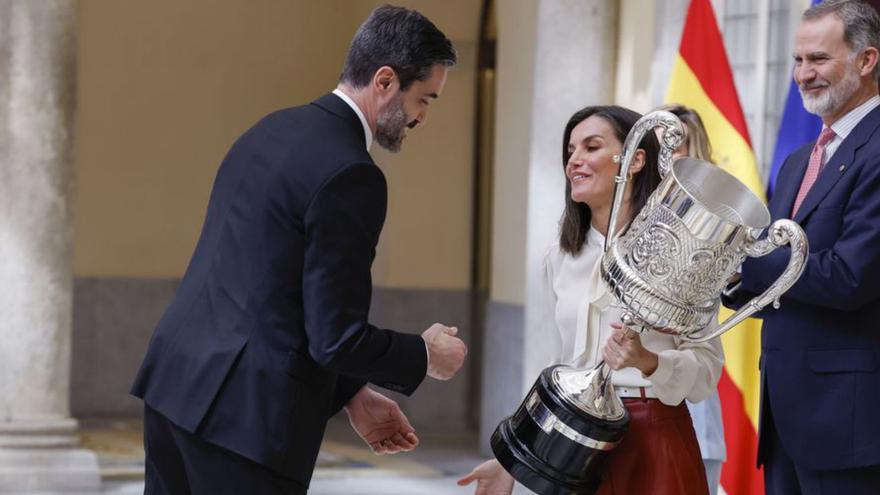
<box><xmin>665</xmin><ymin>55</ymin><xmax>766</xmax><ymax>200</ymax></box>
<box><xmin>718</xmin><ymin>309</ymin><xmax>762</xmax><ymax>431</ymax></box>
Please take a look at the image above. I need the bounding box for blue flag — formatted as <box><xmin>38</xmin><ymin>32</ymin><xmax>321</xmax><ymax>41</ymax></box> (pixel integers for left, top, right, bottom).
<box><xmin>767</xmin><ymin>0</ymin><xmax>823</xmax><ymax>197</ymax></box>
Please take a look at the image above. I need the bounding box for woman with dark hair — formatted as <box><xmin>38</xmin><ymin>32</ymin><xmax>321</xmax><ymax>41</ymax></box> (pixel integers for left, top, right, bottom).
<box><xmin>460</xmin><ymin>106</ymin><xmax>723</xmax><ymax>495</ymax></box>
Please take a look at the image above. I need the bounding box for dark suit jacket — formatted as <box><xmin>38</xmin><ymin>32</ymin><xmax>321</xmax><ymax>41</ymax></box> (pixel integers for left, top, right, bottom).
<box><xmin>730</xmin><ymin>105</ymin><xmax>880</xmax><ymax>470</ymax></box>
<box><xmin>131</xmin><ymin>94</ymin><xmax>428</xmax><ymax>486</ymax></box>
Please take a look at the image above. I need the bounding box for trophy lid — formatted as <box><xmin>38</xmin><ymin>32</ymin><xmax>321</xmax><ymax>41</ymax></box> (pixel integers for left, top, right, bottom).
<box><xmin>552</xmin><ymin>365</ymin><xmax>627</xmax><ymax>421</ymax></box>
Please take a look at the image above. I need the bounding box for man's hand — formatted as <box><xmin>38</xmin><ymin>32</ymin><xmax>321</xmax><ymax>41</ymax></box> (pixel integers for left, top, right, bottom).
<box><xmin>344</xmin><ymin>386</ymin><xmax>419</xmax><ymax>455</ymax></box>
<box><xmin>728</xmin><ymin>272</ymin><xmax>742</xmax><ymax>286</ymax></box>
<box><xmin>421</xmin><ymin>323</ymin><xmax>467</xmax><ymax>380</ymax></box>
<box><xmin>602</xmin><ymin>322</ymin><xmax>659</xmax><ymax>375</ymax></box>
<box><xmin>457</xmin><ymin>459</ymin><xmax>515</xmax><ymax>495</ymax></box>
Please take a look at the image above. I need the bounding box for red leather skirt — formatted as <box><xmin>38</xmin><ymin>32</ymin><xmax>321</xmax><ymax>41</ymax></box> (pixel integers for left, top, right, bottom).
<box><xmin>595</xmin><ymin>398</ymin><xmax>709</xmax><ymax>495</ymax></box>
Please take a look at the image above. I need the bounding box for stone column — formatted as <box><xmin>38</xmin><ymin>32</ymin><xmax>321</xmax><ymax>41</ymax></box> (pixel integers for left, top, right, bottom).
<box><xmin>0</xmin><ymin>1</ymin><xmax>101</xmax><ymax>492</ymax></box>
<box><xmin>480</xmin><ymin>0</ymin><xmax>618</xmax><ymax>453</ymax></box>
<box><xmin>522</xmin><ymin>0</ymin><xmax>619</xmax><ymax>388</ymax></box>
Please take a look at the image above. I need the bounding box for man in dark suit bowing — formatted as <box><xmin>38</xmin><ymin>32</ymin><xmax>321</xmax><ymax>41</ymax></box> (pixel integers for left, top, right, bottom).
<box><xmin>727</xmin><ymin>1</ymin><xmax>880</xmax><ymax>493</ymax></box>
<box><xmin>131</xmin><ymin>5</ymin><xmax>466</xmax><ymax>494</ymax></box>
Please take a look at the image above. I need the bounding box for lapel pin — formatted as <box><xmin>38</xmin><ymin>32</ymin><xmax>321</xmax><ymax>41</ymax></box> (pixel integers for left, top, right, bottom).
<box><xmin>839</xmin><ymin>164</ymin><xmax>846</xmax><ymax>172</ymax></box>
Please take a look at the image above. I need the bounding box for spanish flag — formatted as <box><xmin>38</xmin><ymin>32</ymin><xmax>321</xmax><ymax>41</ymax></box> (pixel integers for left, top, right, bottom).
<box><xmin>665</xmin><ymin>0</ymin><xmax>764</xmax><ymax>494</ymax></box>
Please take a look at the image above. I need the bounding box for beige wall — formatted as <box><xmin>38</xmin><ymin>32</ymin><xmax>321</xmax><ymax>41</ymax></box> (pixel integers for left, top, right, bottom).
<box><xmin>370</xmin><ymin>43</ymin><xmax>477</xmax><ymax>289</ymax></box>
<box><xmin>74</xmin><ymin>0</ymin><xmax>479</xmax><ymax>290</ymax></box>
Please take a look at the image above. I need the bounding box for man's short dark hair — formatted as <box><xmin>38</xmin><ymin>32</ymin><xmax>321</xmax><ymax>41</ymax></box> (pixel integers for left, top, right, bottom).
<box><xmin>340</xmin><ymin>5</ymin><xmax>457</xmax><ymax>91</ymax></box>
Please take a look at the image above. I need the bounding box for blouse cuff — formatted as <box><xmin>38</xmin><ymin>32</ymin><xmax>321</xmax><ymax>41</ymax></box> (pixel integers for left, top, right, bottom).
<box><xmin>643</xmin><ymin>350</ymin><xmax>675</xmax><ymax>385</ymax></box>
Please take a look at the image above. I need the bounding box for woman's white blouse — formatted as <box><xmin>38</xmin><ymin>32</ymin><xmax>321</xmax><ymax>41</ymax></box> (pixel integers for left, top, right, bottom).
<box><xmin>538</xmin><ymin>227</ymin><xmax>724</xmax><ymax>406</ymax></box>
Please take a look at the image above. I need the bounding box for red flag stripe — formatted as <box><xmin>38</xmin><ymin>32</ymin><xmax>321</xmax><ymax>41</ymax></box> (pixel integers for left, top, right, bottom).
<box><xmin>718</xmin><ymin>369</ymin><xmax>764</xmax><ymax>495</ymax></box>
<box><xmin>678</xmin><ymin>0</ymin><xmax>752</xmax><ymax>146</ymax></box>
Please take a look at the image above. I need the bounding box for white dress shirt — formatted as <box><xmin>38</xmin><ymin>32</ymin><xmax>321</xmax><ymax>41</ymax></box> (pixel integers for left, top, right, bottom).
<box><xmin>822</xmin><ymin>94</ymin><xmax>880</xmax><ymax>168</ymax></box>
<box><xmin>332</xmin><ymin>88</ymin><xmax>373</xmax><ymax>150</ymax></box>
<box><xmin>537</xmin><ymin>227</ymin><xmax>725</xmax><ymax>406</ymax></box>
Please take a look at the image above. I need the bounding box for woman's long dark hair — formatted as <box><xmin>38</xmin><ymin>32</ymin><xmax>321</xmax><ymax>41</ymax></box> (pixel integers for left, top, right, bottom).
<box><xmin>559</xmin><ymin>106</ymin><xmax>661</xmax><ymax>255</ymax></box>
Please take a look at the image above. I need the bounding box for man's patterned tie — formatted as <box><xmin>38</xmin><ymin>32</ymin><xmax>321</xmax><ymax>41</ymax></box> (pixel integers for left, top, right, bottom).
<box><xmin>792</xmin><ymin>127</ymin><xmax>836</xmax><ymax>217</ymax></box>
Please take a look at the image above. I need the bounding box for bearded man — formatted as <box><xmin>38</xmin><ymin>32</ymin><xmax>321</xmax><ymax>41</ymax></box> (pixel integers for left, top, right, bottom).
<box><xmin>726</xmin><ymin>1</ymin><xmax>880</xmax><ymax>493</ymax></box>
<box><xmin>130</xmin><ymin>5</ymin><xmax>467</xmax><ymax>494</ymax></box>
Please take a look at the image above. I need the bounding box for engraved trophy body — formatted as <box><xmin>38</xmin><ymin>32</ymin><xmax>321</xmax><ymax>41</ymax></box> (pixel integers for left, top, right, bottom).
<box><xmin>491</xmin><ymin>111</ymin><xmax>809</xmax><ymax>494</ymax></box>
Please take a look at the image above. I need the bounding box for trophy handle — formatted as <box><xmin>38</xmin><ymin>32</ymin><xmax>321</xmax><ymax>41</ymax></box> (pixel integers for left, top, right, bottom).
<box><xmin>682</xmin><ymin>219</ymin><xmax>809</xmax><ymax>343</ymax></box>
<box><xmin>604</xmin><ymin>111</ymin><xmax>685</xmax><ymax>253</ymax></box>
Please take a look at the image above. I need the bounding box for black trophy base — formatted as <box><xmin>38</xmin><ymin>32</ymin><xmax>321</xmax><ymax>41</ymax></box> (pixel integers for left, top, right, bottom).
<box><xmin>492</xmin><ymin>418</ymin><xmax>592</xmax><ymax>495</ymax></box>
<box><xmin>491</xmin><ymin>366</ymin><xmax>629</xmax><ymax>495</ymax></box>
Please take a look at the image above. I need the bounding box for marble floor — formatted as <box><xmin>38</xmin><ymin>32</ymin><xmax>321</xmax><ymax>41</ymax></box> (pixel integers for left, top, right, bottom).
<box><xmin>79</xmin><ymin>416</ymin><xmax>488</xmax><ymax>495</ymax></box>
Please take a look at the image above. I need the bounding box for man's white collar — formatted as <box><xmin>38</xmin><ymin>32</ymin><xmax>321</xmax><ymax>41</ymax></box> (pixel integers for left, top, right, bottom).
<box><xmin>332</xmin><ymin>88</ymin><xmax>373</xmax><ymax>150</ymax></box>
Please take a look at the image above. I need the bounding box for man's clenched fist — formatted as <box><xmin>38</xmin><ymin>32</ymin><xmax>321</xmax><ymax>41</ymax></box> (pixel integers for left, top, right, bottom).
<box><xmin>421</xmin><ymin>323</ymin><xmax>467</xmax><ymax>380</ymax></box>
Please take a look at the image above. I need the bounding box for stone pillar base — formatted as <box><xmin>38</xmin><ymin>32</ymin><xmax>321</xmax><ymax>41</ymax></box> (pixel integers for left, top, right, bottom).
<box><xmin>0</xmin><ymin>448</ymin><xmax>101</xmax><ymax>493</ymax></box>
<box><xmin>0</xmin><ymin>419</ymin><xmax>101</xmax><ymax>493</ymax></box>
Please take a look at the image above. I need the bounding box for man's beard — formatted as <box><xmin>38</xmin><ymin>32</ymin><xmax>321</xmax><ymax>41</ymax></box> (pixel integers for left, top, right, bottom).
<box><xmin>376</xmin><ymin>95</ymin><xmax>415</xmax><ymax>153</ymax></box>
<box><xmin>800</xmin><ymin>62</ymin><xmax>861</xmax><ymax>118</ymax></box>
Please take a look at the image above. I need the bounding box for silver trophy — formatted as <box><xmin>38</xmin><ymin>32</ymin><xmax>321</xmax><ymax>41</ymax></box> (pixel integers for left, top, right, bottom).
<box><xmin>492</xmin><ymin>111</ymin><xmax>809</xmax><ymax>494</ymax></box>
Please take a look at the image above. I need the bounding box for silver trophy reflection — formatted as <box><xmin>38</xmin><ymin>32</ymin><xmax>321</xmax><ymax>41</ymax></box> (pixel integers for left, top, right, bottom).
<box><xmin>491</xmin><ymin>111</ymin><xmax>809</xmax><ymax>494</ymax></box>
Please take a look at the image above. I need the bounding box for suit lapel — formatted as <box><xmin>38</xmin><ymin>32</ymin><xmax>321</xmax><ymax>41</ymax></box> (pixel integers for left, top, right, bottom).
<box><xmin>770</xmin><ymin>145</ymin><xmax>811</xmax><ymax>220</ymax></box>
<box><xmin>794</xmin><ymin>105</ymin><xmax>880</xmax><ymax>223</ymax></box>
